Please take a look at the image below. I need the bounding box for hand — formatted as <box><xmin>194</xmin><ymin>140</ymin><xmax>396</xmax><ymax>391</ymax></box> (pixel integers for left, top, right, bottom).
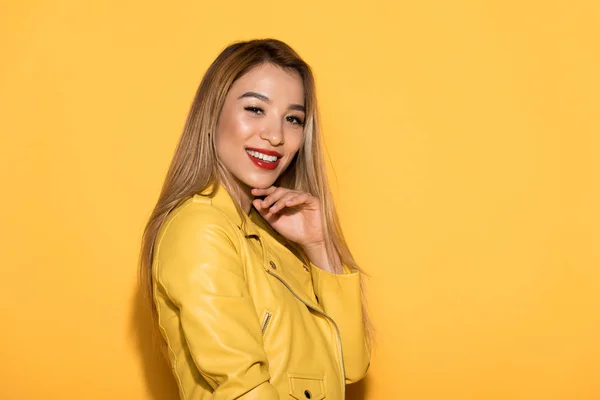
<box><xmin>251</xmin><ymin>186</ymin><xmax>324</xmax><ymax>249</ymax></box>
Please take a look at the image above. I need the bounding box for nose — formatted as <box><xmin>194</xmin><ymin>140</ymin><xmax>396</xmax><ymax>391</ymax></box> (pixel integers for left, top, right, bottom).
<box><xmin>259</xmin><ymin>116</ymin><xmax>284</xmax><ymax>146</ymax></box>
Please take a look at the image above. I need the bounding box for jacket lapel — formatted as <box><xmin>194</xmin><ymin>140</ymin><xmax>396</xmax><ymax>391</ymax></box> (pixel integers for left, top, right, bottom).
<box><xmin>249</xmin><ymin>212</ymin><xmax>322</xmax><ymax>311</ymax></box>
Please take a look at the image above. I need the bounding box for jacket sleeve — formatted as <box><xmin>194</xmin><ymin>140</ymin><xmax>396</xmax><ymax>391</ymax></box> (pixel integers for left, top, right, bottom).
<box><xmin>310</xmin><ymin>263</ymin><xmax>371</xmax><ymax>384</ymax></box>
<box><xmin>154</xmin><ymin>205</ymin><xmax>280</xmax><ymax>399</ymax></box>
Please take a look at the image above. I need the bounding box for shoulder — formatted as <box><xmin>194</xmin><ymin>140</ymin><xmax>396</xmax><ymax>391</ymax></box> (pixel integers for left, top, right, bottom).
<box><xmin>155</xmin><ymin>195</ymin><xmax>242</xmax><ymax>256</ymax></box>
<box><xmin>153</xmin><ymin>196</ymin><xmax>248</xmax><ymax>296</ymax></box>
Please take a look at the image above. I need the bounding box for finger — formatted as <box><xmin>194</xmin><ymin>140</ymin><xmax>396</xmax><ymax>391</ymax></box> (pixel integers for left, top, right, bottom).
<box><xmin>257</xmin><ymin>210</ymin><xmax>279</xmax><ymax>225</ymax></box>
<box><xmin>283</xmin><ymin>193</ymin><xmax>312</xmax><ymax>208</ymax></box>
<box><xmin>269</xmin><ymin>192</ymin><xmax>301</xmax><ymax>214</ymax></box>
<box><xmin>252</xmin><ymin>198</ymin><xmax>265</xmax><ymax>211</ymax></box>
<box><xmin>251</xmin><ymin>186</ymin><xmax>277</xmax><ymax>196</ymax></box>
<box><xmin>261</xmin><ymin>187</ymin><xmax>296</xmax><ymax>209</ymax></box>
<box><xmin>253</xmin><ymin>198</ymin><xmax>282</xmax><ymax>221</ymax></box>
<box><xmin>253</xmin><ymin>197</ymin><xmax>280</xmax><ymax>214</ymax></box>
<box><xmin>251</xmin><ymin>186</ymin><xmax>279</xmax><ymax>207</ymax></box>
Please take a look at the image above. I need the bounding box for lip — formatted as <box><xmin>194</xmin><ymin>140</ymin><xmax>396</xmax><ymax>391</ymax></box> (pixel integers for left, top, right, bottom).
<box><xmin>245</xmin><ymin>147</ymin><xmax>283</xmax><ymax>157</ymax></box>
<box><xmin>245</xmin><ymin>148</ymin><xmax>281</xmax><ymax>171</ymax></box>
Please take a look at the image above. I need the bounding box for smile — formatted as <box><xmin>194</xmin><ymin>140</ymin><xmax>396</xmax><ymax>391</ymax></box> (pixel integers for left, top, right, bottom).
<box><xmin>246</xmin><ymin>149</ymin><xmax>281</xmax><ymax>171</ymax></box>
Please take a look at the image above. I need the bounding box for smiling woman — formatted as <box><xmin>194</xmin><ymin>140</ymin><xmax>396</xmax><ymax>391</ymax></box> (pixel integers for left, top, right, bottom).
<box><xmin>138</xmin><ymin>38</ymin><xmax>372</xmax><ymax>400</ymax></box>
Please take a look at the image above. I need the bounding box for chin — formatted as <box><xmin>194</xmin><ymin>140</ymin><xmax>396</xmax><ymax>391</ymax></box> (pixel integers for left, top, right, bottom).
<box><xmin>240</xmin><ymin>174</ymin><xmax>278</xmax><ymax>189</ymax></box>
<box><xmin>249</xmin><ymin>180</ymin><xmax>276</xmax><ymax>189</ymax></box>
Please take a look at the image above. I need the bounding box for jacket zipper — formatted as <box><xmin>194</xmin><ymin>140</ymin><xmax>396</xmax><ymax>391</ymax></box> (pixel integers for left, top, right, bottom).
<box><xmin>260</xmin><ymin>310</ymin><xmax>272</xmax><ymax>336</ymax></box>
<box><xmin>266</xmin><ymin>269</ymin><xmax>347</xmax><ymax>399</ymax></box>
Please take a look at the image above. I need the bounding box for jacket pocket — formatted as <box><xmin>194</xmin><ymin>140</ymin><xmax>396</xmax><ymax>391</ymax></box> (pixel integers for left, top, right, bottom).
<box><xmin>288</xmin><ymin>373</ymin><xmax>325</xmax><ymax>400</ymax></box>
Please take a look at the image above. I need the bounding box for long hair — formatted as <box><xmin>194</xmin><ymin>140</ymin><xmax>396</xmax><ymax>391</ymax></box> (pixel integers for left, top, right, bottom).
<box><xmin>138</xmin><ymin>38</ymin><xmax>373</xmax><ymax>350</ymax></box>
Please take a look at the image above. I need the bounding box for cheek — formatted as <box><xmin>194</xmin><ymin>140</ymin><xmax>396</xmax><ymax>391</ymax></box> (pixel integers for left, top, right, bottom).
<box><xmin>216</xmin><ymin>111</ymin><xmax>254</xmax><ymax>145</ymax></box>
<box><xmin>288</xmin><ymin>131</ymin><xmax>305</xmax><ymax>153</ymax></box>
<box><xmin>281</xmin><ymin>133</ymin><xmax>304</xmax><ymax>168</ymax></box>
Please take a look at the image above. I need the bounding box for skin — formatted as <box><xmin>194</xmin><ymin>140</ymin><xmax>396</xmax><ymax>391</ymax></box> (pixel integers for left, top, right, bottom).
<box><xmin>214</xmin><ymin>62</ymin><xmax>341</xmax><ymax>273</ymax></box>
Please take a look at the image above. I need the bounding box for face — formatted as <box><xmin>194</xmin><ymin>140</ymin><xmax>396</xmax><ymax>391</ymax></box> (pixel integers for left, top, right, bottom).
<box><xmin>215</xmin><ymin>62</ymin><xmax>306</xmax><ymax>191</ymax></box>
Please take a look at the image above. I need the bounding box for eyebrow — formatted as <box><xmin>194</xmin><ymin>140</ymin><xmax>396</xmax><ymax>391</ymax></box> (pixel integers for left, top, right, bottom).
<box><xmin>237</xmin><ymin>91</ymin><xmax>305</xmax><ymax>112</ymax></box>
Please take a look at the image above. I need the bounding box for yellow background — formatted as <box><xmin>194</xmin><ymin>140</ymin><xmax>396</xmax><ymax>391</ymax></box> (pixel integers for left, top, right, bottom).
<box><xmin>1</xmin><ymin>1</ymin><xmax>598</xmax><ymax>399</ymax></box>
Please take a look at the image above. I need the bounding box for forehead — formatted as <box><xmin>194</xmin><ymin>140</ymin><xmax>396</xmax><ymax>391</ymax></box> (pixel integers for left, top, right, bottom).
<box><xmin>230</xmin><ymin>63</ymin><xmax>305</xmax><ymax>104</ymax></box>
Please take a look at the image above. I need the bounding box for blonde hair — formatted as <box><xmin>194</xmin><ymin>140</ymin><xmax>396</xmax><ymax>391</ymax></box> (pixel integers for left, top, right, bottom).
<box><xmin>139</xmin><ymin>38</ymin><xmax>373</xmax><ymax>349</ymax></box>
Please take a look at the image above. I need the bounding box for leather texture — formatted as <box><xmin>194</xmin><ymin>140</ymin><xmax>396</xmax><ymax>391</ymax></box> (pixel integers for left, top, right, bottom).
<box><xmin>152</xmin><ymin>182</ymin><xmax>370</xmax><ymax>399</ymax></box>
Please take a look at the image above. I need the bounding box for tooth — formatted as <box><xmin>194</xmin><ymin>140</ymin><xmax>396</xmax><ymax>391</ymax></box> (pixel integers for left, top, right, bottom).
<box><xmin>246</xmin><ymin>150</ymin><xmax>279</xmax><ymax>162</ymax></box>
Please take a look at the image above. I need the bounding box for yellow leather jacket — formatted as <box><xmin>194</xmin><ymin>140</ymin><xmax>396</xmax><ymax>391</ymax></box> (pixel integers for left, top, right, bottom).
<box><xmin>152</xmin><ymin>183</ymin><xmax>370</xmax><ymax>399</ymax></box>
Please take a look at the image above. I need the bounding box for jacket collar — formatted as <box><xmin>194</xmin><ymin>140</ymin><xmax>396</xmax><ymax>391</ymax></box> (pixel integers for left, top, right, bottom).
<box><xmin>198</xmin><ymin>182</ymin><xmax>261</xmax><ymax>237</ymax></box>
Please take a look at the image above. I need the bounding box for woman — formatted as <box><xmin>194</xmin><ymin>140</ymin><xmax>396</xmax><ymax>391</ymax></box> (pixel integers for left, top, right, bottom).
<box><xmin>139</xmin><ymin>38</ymin><xmax>372</xmax><ymax>399</ymax></box>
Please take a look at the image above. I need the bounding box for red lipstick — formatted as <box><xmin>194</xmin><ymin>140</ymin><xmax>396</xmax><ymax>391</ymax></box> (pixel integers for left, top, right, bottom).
<box><xmin>245</xmin><ymin>148</ymin><xmax>282</xmax><ymax>171</ymax></box>
<box><xmin>246</xmin><ymin>147</ymin><xmax>283</xmax><ymax>157</ymax></box>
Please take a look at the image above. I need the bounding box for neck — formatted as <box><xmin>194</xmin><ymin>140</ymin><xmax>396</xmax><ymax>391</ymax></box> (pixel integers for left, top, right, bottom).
<box><xmin>237</xmin><ymin>185</ymin><xmax>253</xmax><ymax>215</ymax></box>
<box><xmin>225</xmin><ymin>175</ymin><xmax>253</xmax><ymax>215</ymax></box>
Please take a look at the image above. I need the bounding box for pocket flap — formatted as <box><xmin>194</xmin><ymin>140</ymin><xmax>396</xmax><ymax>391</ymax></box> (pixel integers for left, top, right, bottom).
<box><xmin>288</xmin><ymin>374</ymin><xmax>325</xmax><ymax>400</ymax></box>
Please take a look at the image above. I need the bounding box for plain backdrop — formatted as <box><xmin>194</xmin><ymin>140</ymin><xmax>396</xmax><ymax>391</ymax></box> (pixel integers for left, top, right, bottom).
<box><xmin>1</xmin><ymin>0</ymin><xmax>599</xmax><ymax>399</ymax></box>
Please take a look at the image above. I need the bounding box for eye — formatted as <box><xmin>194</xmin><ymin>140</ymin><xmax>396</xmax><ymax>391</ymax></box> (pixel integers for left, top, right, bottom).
<box><xmin>286</xmin><ymin>115</ymin><xmax>305</xmax><ymax>126</ymax></box>
<box><xmin>244</xmin><ymin>106</ymin><xmax>264</xmax><ymax>115</ymax></box>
